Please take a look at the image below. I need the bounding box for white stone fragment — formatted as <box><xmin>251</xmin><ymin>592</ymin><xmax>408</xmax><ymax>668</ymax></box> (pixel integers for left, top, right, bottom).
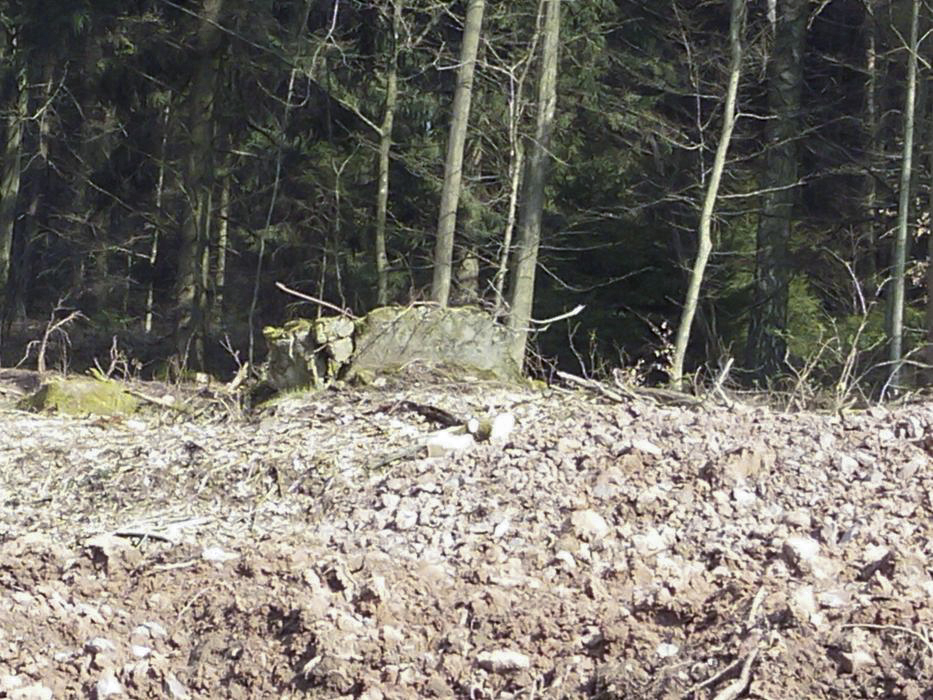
<box><xmin>493</xmin><ymin>518</ymin><xmax>510</xmax><ymax>539</ymax></box>
<box><xmin>656</xmin><ymin>642</ymin><xmax>679</xmax><ymax>658</ymax></box>
<box><xmin>164</xmin><ymin>673</ymin><xmax>191</xmax><ymax>700</ymax></box>
<box><xmin>202</xmin><ymin>546</ymin><xmax>239</xmax><ymax>563</ymax></box>
<box><xmin>631</xmin><ymin>439</ymin><xmax>662</xmax><ymax>457</ymax></box>
<box><xmin>476</xmin><ymin>649</ymin><xmax>531</xmax><ymax>673</ymax></box>
<box><xmin>732</xmin><ymin>486</ymin><xmax>756</xmax><ymax>507</ymax></box>
<box><xmin>782</xmin><ymin>536</ymin><xmax>820</xmax><ymax>564</ymax></box>
<box><xmin>86</xmin><ymin>637</ymin><xmax>117</xmax><ymax>654</ymax></box>
<box><xmin>571</xmin><ymin>509</ymin><xmax>610</xmax><ymax>541</ymax></box>
<box><xmin>95</xmin><ymin>669</ymin><xmax>124</xmax><ymax>697</ymax></box>
<box><xmin>426</xmin><ymin>431</ymin><xmax>475</xmax><ymax>456</ymax></box>
<box><xmin>490</xmin><ymin>413</ymin><xmax>516</xmax><ymax>441</ymax></box>
<box><xmin>395</xmin><ymin>508</ymin><xmax>418</xmax><ymax>530</ymax></box>
<box><xmin>143</xmin><ymin>621</ymin><xmax>168</xmax><ymax>638</ymax></box>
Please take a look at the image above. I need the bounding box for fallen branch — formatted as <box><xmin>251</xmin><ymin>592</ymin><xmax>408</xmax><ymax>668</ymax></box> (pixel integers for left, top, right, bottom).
<box><xmin>275</xmin><ymin>282</ymin><xmax>359</xmax><ymax>320</ymax></box>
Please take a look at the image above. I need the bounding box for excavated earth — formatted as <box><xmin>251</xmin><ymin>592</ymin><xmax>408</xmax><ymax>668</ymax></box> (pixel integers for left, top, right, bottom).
<box><xmin>2</xmin><ymin>373</ymin><xmax>933</xmax><ymax>699</ymax></box>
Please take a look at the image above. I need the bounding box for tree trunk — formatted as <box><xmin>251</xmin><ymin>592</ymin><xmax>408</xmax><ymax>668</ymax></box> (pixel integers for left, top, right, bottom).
<box><xmin>494</xmin><ymin>62</ymin><xmax>529</xmax><ymax>317</ymax></box>
<box><xmin>213</xmin><ymin>172</ymin><xmax>230</xmax><ymax>330</ymax></box>
<box><xmin>375</xmin><ymin>0</ymin><xmax>402</xmax><ymax>306</ymax></box>
<box><xmin>890</xmin><ymin>0</ymin><xmax>919</xmax><ymax>392</ymax></box>
<box><xmin>175</xmin><ymin>0</ymin><xmax>224</xmax><ymax>369</ymax></box>
<box><xmin>146</xmin><ymin>100</ymin><xmax>172</xmax><ymax>334</ymax></box>
<box><xmin>670</xmin><ymin>0</ymin><xmax>745</xmax><ymax>389</ymax></box>
<box><xmin>745</xmin><ymin>0</ymin><xmax>807</xmax><ymax>382</ymax></box>
<box><xmin>507</xmin><ymin>0</ymin><xmax>560</xmax><ymax>370</ymax></box>
<box><xmin>430</xmin><ymin>0</ymin><xmax>485</xmax><ymax>306</ymax></box>
<box><xmin>861</xmin><ymin>9</ymin><xmax>879</xmax><ymax>300</ymax></box>
<box><xmin>0</xmin><ymin>60</ymin><xmax>27</xmax><ymax>331</ymax></box>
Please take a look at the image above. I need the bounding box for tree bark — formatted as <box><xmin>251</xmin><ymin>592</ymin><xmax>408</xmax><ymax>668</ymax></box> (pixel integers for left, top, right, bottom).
<box><xmin>0</xmin><ymin>59</ymin><xmax>27</xmax><ymax>331</ymax></box>
<box><xmin>212</xmin><ymin>172</ymin><xmax>230</xmax><ymax>330</ymax></box>
<box><xmin>430</xmin><ymin>0</ymin><xmax>485</xmax><ymax>306</ymax></box>
<box><xmin>890</xmin><ymin>0</ymin><xmax>919</xmax><ymax>392</ymax></box>
<box><xmin>375</xmin><ymin>0</ymin><xmax>402</xmax><ymax>306</ymax></box>
<box><xmin>745</xmin><ymin>0</ymin><xmax>807</xmax><ymax>383</ymax></box>
<box><xmin>670</xmin><ymin>0</ymin><xmax>745</xmax><ymax>389</ymax></box>
<box><xmin>175</xmin><ymin>0</ymin><xmax>224</xmax><ymax>369</ymax></box>
<box><xmin>507</xmin><ymin>0</ymin><xmax>560</xmax><ymax>369</ymax></box>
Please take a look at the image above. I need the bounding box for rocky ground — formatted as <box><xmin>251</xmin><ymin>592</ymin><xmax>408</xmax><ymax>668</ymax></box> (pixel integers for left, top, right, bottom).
<box><xmin>1</xmin><ymin>371</ymin><xmax>933</xmax><ymax>699</ymax></box>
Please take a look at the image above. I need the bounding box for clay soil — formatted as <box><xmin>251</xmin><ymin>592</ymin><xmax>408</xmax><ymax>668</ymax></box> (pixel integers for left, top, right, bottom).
<box><xmin>2</xmin><ymin>374</ymin><xmax>933</xmax><ymax>699</ymax></box>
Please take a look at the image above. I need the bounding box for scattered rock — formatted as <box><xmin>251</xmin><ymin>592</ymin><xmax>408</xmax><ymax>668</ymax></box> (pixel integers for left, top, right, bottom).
<box><xmin>476</xmin><ymin>649</ymin><xmax>531</xmax><ymax>673</ymax></box>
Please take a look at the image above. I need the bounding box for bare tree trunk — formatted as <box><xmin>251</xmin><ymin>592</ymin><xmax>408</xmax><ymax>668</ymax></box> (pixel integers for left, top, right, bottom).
<box><xmin>507</xmin><ymin>0</ymin><xmax>560</xmax><ymax>370</ymax></box>
<box><xmin>670</xmin><ymin>0</ymin><xmax>745</xmax><ymax>389</ymax></box>
<box><xmin>745</xmin><ymin>0</ymin><xmax>807</xmax><ymax>382</ymax></box>
<box><xmin>375</xmin><ymin>0</ymin><xmax>402</xmax><ymax>306</ymax></box>
<box><xmin>494</xmin><ymin>58</ymin><xmax>531</xmax><ymax>316</ymax></box>
<box><xmin>0</xmin><ymin>60</ymin><xmax>27</xmax><ymax>333</ymax></box>
<box><xmin>146</xmin><ymin>101</ymin><xmax>171</xmax><ymax>334</ymax></box>
<box><xmin>175</xmin><ymin>0</ymin><xmax>224</xmax><ymax>369</ymax></box>
<box><xmin>213</xmin><ymin>172</ymin><xmax>230</xmax><ymax>330</ymax></box>
<box><xmin>890</xmin><ymin>0</ymin><xmax>920</xmax><ymax>392</ymax></box>
<box><xmin>862</xmin><ymin>9</ymin><xmax>879</xmax><ymax>297</ymax></box>
<box><xmin>430</xmin><ymin>0</ymin><xmax>485</xmax><ymax>306</ymax></box>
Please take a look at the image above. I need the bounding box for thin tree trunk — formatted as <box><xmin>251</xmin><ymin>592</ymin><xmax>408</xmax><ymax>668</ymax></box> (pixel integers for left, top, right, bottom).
<box><xmin>494</xmin><ymin>66</ymin><xmax>528</xmax><ymax>316</ymax></box>
<box><xmin>213</xmin><ymin>173</ymin><xmax>230</xmax><ymax>330</ymax></box>
<box><xmin>670</xmin><ymin>0</ymin><xmax>745</xmax><ymax>389</ymax></box>
<box><xmin>0</xmin><ymin>61</ymin><xmax>27</xmax><ymax>331</ymax></box>
<box><xmin>507</xmin><ymin>0</ymin><xmax>560</xmax><ymax>369</ymax></box>
<box><xmin>862</xmin><ymin>11</ymin><xmax>879</xmax><ymax>298</ymax></box>
<box><xmin>175</xmin><ymin>0</ymin><xmax>224</xmax><ymax>369</ymax></box>
<box><xmin>745</xmin><ymin>0</ymin><xmax>807</xmax><ymax>382</ymax></box>
<box><xmin>147</xmin><ymin>101</ymin><xmax>171</xmax><ymax>334</ymax></box>
<box><xmin>430</xmin><ymin>0</ymin><xmax>485</xmax><ymax>306</ymax></box>
<box><xmin>889</xmin><ymin>0</ymin><xmax>920</xmax><ymax>392</ymax></box>
<box><xmin>375</xmin><ymin>0</ymin><xmax>402</xmax><ymax>306</ymax></box>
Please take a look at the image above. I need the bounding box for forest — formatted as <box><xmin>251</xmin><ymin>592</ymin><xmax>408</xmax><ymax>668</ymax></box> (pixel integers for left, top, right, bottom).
<box><xmin>0</xmin><ymin>0</ymin><xmax>928</xmax><ymax>400</ymax></box>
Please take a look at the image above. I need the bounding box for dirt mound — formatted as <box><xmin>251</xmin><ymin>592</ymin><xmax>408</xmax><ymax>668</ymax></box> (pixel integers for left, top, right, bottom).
<box><xmin>2</xmin><ymin>379</ymin><xmax>933</xmax><ymax>698</ymax></box>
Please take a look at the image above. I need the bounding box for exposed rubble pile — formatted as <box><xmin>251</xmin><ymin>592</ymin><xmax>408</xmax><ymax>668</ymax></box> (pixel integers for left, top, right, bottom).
<box><xmin>1</xmin><ymin>375</ymin><xmax>933</xmax><ymax>698</ymax></box>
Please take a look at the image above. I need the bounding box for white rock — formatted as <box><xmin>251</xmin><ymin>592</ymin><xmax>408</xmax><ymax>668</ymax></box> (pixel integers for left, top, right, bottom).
<box><xmin>395</xmin><ymin>508</ymin><xmax>418</xmax><ymax>530</ymax></box>
<box><xmin>490</xmin><ymin>413</ymin><xmax>516</xmax><ymax>441</ymax></box>
<box><xmin>86</xmin><ymin>637</ymin><xmax>117</xmax><ymax>654</ymax></box>
<box><xmin>96</xmin><ymin>669</ymin><xmax>124</xmax><ymax>697</ymax></box>
<box><xmin>783</xmin><ymin>509</ymin><xmax>811</xmax><ymax>529</ymax></box>
<box><xmin>782</xmin><ymin>536</ymin><xmax>820</xmax><ymax>564</ymax></box>
<box><xmin>840</xmin><ymin>650</ymin><xmax>875</xmax><ymax>674</ymax></box>
<box><xmin>790</xmin><ymin>585</ymin><xmax>817</xmax><ymax>621</ymax></box>
<box><xmin>837</xmin><ymin>454</ymin><xmax>859</xmax><ymax>477</ymax></box>
<box><xmin>571</xmin><ymin>509</ymin><xmax>610</xmax><ymax>541</ymax></box>
<box><xmin>380</xmin><ymin>493</ymin><xmax>400</xmax><ymax>511</ymax></box>
<box><xmin>631</xmin><ymin>439</ymin><xmax>662</xmax><ymax>457</ymax></box>
<box><xmin>554</xmin><ymin>550</ymin><xmax>577</xmax><ymax>569</ymax></box>
<box><xmin>164</xmin><ymin>673</ymin><xmax>191</xmax><ymax>700</ymax></box>
<box><xmin>656</xmin><ymin>642</ymin><xmax>679</xmax><ymax>658</ymax></box>
<box><xmin>493</xmin><ymin>518</ymin><xmax>510</xmax><ymax>539</ymax></box>
<box><xmin>732</xmin><ymin>486</ymin><xmax>756</xmax><ymax>507</ymax></box>
<box><xmin>143</xmin><ymin>621</ymin><xmax>168</xmax><ymax>638</ymax></box>
<box><xmin>131</xmin><ymin>644</ymin><xmax>152</xmax><ymax>658</ymax></box>
<box><xmin>202</xmin><ymin>546</ymin><xmax>239</xmax><ymax>563</ymax></box>
<box><xmin>426</xmin><ymin>431</ymin><xmax>475</xmax><ymax>456</ymax></box>
<box><xmin>476</xmin><ymin>649</ymin><xmax>531</xmax><ymax>673</ymax></box>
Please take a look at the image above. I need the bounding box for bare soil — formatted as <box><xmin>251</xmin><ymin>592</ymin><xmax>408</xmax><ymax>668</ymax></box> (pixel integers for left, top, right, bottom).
<box><xmin>2</xmin><ymin>373</ymin><xmax>933</xmax><ymax>699</ymax></box>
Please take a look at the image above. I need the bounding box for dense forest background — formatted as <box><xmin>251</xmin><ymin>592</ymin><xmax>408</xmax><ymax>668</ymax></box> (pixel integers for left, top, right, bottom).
<box><xmin>0</xmin><ymin>0</ymin><xmax>931</xmax><ymax>399</ymax></box>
